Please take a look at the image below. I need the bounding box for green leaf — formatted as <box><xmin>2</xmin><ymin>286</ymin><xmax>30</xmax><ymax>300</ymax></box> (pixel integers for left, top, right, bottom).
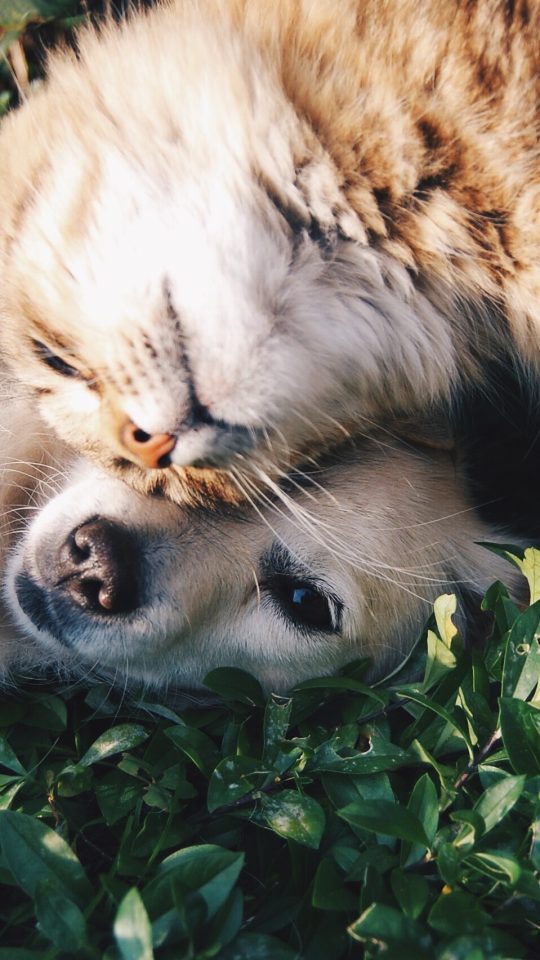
<box><xmin>207</xmin><ymin>756</ymin><xmax>263</xmax><ymax>812</ymax></box>
<box><xmin>0</xmin><ymin>778</ymin><xmax>25</xmax><ymax>810</ymax></box>
<box><xmin>449</xmin><ymin>809</ymin><xmax>484</xmax><ymax>847</ymax></box>
<box><xmin>263</xmin><ymin>695</ymin><xmax>292</xmax><ymax>762</ymax></box>
<box><xmin>114</xmin><ymin>888</ymin><xmax>154</xmax><ymax>960</ymax></box>
<box><xmin>360</xmin><ymin>864</ymin><xmax>384</xmax><ymax>914</ymax></box>
<box><xmin>456</xmin><ymin>687</ymin><xmax>494</xmax><ymax>746</ymax></box>
<box><xmin>164</xmin><ymin>724</ymin><xmax>220</xmax><ymax>777</ymax></box>
<box><xmin>203</xmin><ymin>887</ymin><xmax>243</xmax><ymax>950</ymax></box>
<box><xmin>396</xmin><ymin>689</ymin><xmax>474</xmax><ymax>759</ymax></box>
<box><xmin>322</xmin><ymin>771</ymin><xmax>394</xmax><ymax>810</ymax></box>
<box><xmin>260</xmin><ymin>790</ymin><xmax>325</xmax><ymax>849</ymax></box>
<box><xmin>473</xmin><ymin>772</ymin><xmax>525</xmax><ymax>833</ymax></box>
<box><xmin>220</xmin><ymin>932</ymin><xmax>298</xmax><ymax>959</ymax></box>
<box><xmin>421</xmin><ymin>629</ymin><xmax>457</xmax><ymax>691</ymax></box>
<box><xmin>78</xmin><ymin>724</ymin><xmax>149</xmax><ymax>767</ymax></box>
<box><xmin>436</xmin><ymin>931</ymin><xmax>527</xmax><ymax>960</ymax></box>
<box><xmin>203</xmin><ymin>668</ymin><xmax>265</xmax><ymax>706</ymax></box>
<box><xmin>24</xmin><ymin>696</ymin><xmax>67</xmax><ymax>733</ymax></box>
<box><xmin>428</xmin><ymin>890</ymin><xmax>488</xmax><ymax>936</ymax></box>
<box><xmin>56</xmin><ymin>763</ymin><xmax>93</xmax><ymax>797</ymax></box>
<box><xmin>408</xmin><ymin>739</ymin><xmax>455</xmax><ymax>805</ymax></box>
<box><xmin>482</xmin><ymin>580</ymin><xmax>520</xmax><ymax>634</ymax></box>
<box><xmin>346</xmin><ymin>848</ymin><xmax>396</xmax><ymax>883</ymax></box>
<box><xmin>309</xmin><ymin>730</ymin><xmax>415</xmax><ymax>775</ymax></box>
<box><xmin>311</xmin><ymin>858</ymin><xmax>358</xmax><ymax>911</ymax></box>
<box><xmin>481</xmin><ymin>541</ymin><xmax>526</xmax><ymax>567</ymax></box>
<box><xmin>401</xmin><ymin>772</ymin><xmax>439</xmax><ymax>866</ymax></box>
<box><xmin>34</xmin><ymin>880</ymin><xmax>87</xmax><ymax>952</ymax></box>
<box><xmin>377</xmin><ymin>632</ymin><xmax>427</xmax><ymax>687</ymax></box>
<box><xmin>436</xmin><ymin>843</ymin><xmax>463</xmax><ymax>887</ymax></box>
<box><xmin>294</xmin><ymin>675</ymin><xmax>387</xmax><ymax>706</ymax></box>
<box><xmin>466</xmin><ymin>850</ymin><xmax>522</xmax><ymax>884</ymax></box>
<box><xmin>499</xmin><ymin>698</ymin><xmax>540</xmax><ymax>774</ymax></box>
<box><xmin>145</xmin><ymin>845</ymin><xmax>244</xmax><ymax>920</ymax></box>
<box><xmin>338</xmin><ymin>799</ymin><xmax>430</xmax><ymax>847</ymax></box>
<box><xmin>502</xmin><ymin>601</ymin><xmax>540</xmax><ymax>699</ymax></box>
<box><xmin>515</xmin><ymin>868</ymin><xmax>540</xmax><ymax>902</ymax></box>
<box><xmin>390</xmin><ymin>869</ymin><xmax>429</xmax><ymax>919</ymax></box>
<box><xmin>0</xmin><ymin>810</ymin><xmax>91</xmax><ymax>903</ymax></box>
<box><xmin>96</xmin><ymin>772</ymin><xmax>142</xmax><ymax>825</ymax></box>
<box><xmin>348</xmin><ymin>903</ymin><xmax>432</xmax><ymax>954</ymax></box>
<box><xmin>0</xmin><ymin>736</ymin><xmax>25</xmax><ymax>775</ymax></box>
<box><xmin>434</xmin><ymin>594</ymin><xmax>459</xmax><ymax>647</ymax></box>
<box><xmin>504</xmin><ymin>545</ymin><xmax>540</xmax><ymax>604</ymax></box>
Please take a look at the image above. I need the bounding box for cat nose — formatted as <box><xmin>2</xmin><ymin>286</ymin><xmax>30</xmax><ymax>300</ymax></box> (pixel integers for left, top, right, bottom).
<box><xmin>121</xmin><ymin>421</ymin><xmax>176</xmax><ymax>469</ymax></box>
<box><xmin>57</xmin><ymin>518</ymin><xmax>139</xmax><ymax>615</ymax></box>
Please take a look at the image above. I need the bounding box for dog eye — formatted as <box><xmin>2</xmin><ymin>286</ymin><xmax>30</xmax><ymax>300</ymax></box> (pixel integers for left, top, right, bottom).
<box><xmin>32</xmin><ymin>340</ymin><xmax>82</xmax><ymax>379</ymax></box>
<box><xmin>269</xmin><ymin>576</ymin><xmax>341</xmax><ymax>633</ymax></box>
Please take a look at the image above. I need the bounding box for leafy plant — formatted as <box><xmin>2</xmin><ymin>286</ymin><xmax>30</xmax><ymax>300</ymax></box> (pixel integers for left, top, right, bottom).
<box><xmin>0</xmin><ymin>550</ymin><xmax>538</xmax><ymax>958</ymax></box>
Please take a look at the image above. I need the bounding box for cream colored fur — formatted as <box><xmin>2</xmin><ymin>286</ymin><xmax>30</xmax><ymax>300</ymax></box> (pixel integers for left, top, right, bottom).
<box><xmin>3</xmin><ymin>431</ymin><xmax>523</xmax><ymax>694</ymax></box>
<box><xmin>0</xmin><ymin>393</ymin><xmax>70</xmax><ymax>668</ymax></box>
<box><xmin>0</xmin><ymin>0</ymin><xmax>539</xmax><ymax>508</ymax></box>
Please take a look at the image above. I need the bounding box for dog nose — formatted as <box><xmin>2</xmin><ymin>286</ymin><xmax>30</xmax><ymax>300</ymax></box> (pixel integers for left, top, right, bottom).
<box><xmin>121</xmin><ymin>421</ymin><xmax>176</xmax><ymax>469</ymax></box>
<box><xmin>57</xmin><ymin>518</ymin><xmax>139</xmax><ymax>615</ymax></box>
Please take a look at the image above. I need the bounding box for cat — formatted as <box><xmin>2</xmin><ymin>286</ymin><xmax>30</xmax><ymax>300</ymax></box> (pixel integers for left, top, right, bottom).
<box><xmin>0</xmin><ymin>0</ymin><xmax>539</xmax><ymax>512</ymax></box>
<box><xmin>3</xmin><ymin>423</ymin><xmax>523</xmax><ymax>694</ymax></box>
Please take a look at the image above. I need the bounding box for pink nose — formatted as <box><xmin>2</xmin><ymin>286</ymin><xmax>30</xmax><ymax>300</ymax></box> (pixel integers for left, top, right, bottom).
<box><xmin>121</xmin><ymin>422</ymin><xmax>176</xmax><ymax>469</ymax></box>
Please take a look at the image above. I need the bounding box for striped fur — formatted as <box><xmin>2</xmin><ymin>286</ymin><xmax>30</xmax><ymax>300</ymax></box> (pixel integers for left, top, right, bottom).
<box><xmin>0</xmin><ymin>0</ymin><xmax>539</xmax><ymax>506</ymax></box>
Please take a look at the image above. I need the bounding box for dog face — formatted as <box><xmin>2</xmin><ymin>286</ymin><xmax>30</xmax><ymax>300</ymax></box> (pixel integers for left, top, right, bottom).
<box><xmin>4</xmin><ymin>436</ymin><xmax>518</xmax><ymax>695</ymax></box>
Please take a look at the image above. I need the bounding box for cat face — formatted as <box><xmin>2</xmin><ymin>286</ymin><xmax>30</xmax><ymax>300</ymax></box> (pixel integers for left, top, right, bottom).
<box><xmin>1</xmin><ymin>0</ymin><xmax>538</xmax><ymax>505</ymax></box>
<box><xmin>1</xmin><ymin>143</ymin><xmax>379</xmax><ymax>501</ymax></box>
<box><xmin>4</xmin><ymin>434</ymin><xmax>518</xmax><ymax>694</ymax></box>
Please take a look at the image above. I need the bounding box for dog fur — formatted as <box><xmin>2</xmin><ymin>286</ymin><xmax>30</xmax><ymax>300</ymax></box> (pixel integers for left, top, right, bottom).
<box><xmin>3</xmin><ymin>425</ymin><xmax>523</xmax><ymax>694</ymax></box>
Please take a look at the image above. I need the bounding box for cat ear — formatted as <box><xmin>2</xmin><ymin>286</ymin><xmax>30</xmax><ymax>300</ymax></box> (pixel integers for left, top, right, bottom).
<box><xmin>389</xmin><ymin>410</ymin><xmax>455</xmax><ymax>452</ymax></box>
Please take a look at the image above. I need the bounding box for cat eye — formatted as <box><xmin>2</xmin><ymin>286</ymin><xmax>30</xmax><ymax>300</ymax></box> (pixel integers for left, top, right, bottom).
<box><xmin>268</xmin><ymin>574</ymin><xmax>342</xmax><ymax>633</ymax></box>
<box><xmin>32</xmin><ymin>340</ymin><xmax>82</xmax><ymax>379</ymax></box>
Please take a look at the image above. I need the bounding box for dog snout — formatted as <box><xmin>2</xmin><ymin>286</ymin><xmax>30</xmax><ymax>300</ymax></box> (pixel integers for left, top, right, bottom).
<box><xmin>56</xmin><ymin>518</ymin><xmax>139</xmax><ymax>615</ymax></box>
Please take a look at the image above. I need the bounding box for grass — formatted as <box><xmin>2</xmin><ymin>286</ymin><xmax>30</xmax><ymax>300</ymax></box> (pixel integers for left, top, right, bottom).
<box><xmin>0</xmin><ymin>3</ymin><xmax>539</xmax><ymax>956</ymax></box>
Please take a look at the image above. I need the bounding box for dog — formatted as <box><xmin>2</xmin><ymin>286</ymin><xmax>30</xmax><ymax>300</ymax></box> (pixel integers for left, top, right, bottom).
<box><xmin>2</xmin><ymin>422</ymin><xmax>523</xmax><ymax>694</ymax></box>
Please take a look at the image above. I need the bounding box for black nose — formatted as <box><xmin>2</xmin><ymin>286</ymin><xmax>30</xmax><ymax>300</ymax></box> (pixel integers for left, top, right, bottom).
<box><xmin>56</xmin><ymin>518</ymin><xmax>139</xmax><ymax>615</ymax></box>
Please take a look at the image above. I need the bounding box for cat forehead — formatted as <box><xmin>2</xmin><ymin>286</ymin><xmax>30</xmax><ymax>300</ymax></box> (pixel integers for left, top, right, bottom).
<box><xmin>11</xmin><ymin>152</ymin><xmax>294</xmax><ymax>346</ymax></box>
<box><xmin>4</xmin><ymin>6</ymin><xmax>362</xmax><ymax>282</ymax></box>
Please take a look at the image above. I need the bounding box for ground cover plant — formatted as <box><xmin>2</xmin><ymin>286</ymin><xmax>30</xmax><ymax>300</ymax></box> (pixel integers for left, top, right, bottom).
<box><xmin>0</xmin><ymin>546</ymin><xmax>539</xmax><ymax>957</ymax></box>
<box><xmin>0</xmin><ymin>3</ymin><xmax>539</xmax><ymax>956</ymax></box>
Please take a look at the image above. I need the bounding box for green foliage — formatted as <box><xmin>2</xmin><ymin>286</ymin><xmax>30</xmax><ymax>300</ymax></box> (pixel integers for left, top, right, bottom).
<box><xmin>0</xmin><ymin>564</ymin><xmax>538</xmax><ymax>958</ymax></box>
